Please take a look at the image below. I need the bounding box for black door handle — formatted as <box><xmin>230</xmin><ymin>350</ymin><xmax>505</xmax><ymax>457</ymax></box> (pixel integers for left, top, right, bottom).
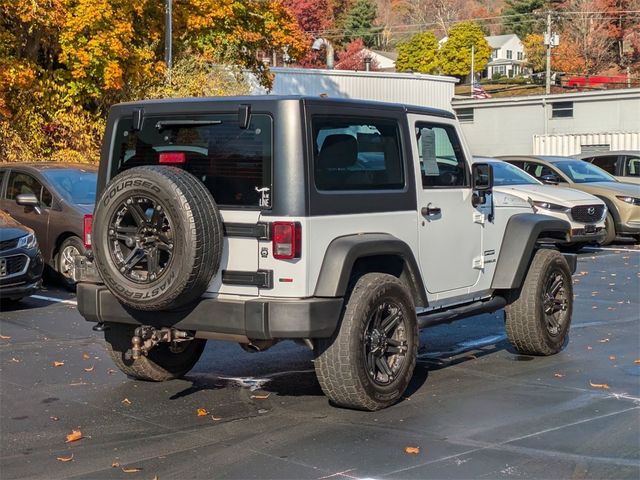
<box><xmin>421</xmin><ymin>205</ymin><xmax>441</xmax><ymax>216</ymax></box>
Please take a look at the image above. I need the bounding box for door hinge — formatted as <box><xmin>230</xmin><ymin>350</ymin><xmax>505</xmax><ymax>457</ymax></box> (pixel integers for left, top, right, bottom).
<box><xmin>472</xmin><ymin>256</ymin><xmax>485</xmax><ymax>269</ymax></box>
<box><xmin>473</xmin><ymin>212</ymin><xmax>486</xmax><ymax>224</ymax></box>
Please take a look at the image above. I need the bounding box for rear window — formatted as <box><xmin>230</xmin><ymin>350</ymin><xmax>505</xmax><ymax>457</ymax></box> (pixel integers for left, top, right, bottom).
<box><xmin>113</xmin><ymin>113</ymin><xmax>273</xmax><ymax>208</ymax></box>
<box><xmin>311</xmin><ymin>116</ymin><xmax>404</xmax><ymax>191</ymax></box>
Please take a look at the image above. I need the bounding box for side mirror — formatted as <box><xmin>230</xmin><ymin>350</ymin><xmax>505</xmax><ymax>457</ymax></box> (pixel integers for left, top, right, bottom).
<box><xmin>16</xmin><ymin>193</ymin><xmax>42</xmax><ymax>214</ymax></box>
<box><xmin>472</xmin><ymin>163</ymin><xmax>493</xmax><ymax>191</ymax></box>
<box><xmin>540</xmin><ymin>174</ymin><xmax>560</xmax><ymax>185</ymax></box>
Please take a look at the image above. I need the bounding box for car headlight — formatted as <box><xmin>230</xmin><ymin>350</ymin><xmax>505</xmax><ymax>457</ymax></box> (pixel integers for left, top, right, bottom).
<box><xmin>616</xmin><ymin>195</ymin><xmax>640</xmax><ymax>206</ymax></box>
<box><xmin>17</xmin><ymin>233</ymin><xmax>37</xmax><ymax>249</ymax></box>
<box><xmin>532</xmin><ymin>201</ymin><xmax>570</xmax><ymax>212</ymax></box>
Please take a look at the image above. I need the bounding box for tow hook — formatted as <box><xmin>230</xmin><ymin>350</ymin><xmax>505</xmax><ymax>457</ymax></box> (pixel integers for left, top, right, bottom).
<box><xmin>130</xmin><ymin>326</ymin><xmax>193</xmax><ymax>359</ymax></box>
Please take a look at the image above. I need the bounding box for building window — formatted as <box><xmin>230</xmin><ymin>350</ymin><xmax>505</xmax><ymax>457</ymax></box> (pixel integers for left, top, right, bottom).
<box><xmin>455</xmin><ymin>108</ymin><xmax>474</xmax><ymax>123</ymax></box>
<box><xmin>551</xmin><ymin>102</ymin><xmax>573</xmax><ymax>118</ymax></box>
<box><xmin>517</xmin><ymin>51</ymin><xmax>523</xmax><ymax>60</ymax></box>
<box><xmin>492</xmin><ymin>49</ymin><xmax>499</xmax><ymax>59</ymax></box>
<box><xmin>506</xmin><ymin>50</ymin><xmax>513</xmax><ymax>59</ymax></box>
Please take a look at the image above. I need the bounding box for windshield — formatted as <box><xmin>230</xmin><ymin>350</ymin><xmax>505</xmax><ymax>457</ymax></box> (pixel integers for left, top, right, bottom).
<box><xmin>553</xmin><ymin>160</ymin><xmax>617</xmax><ymax>183</ymax></box>
<box><xmin>489</xmin><ymin>161</ymin><xmax>540</xmax><ymax>186</ymax></box>
<box><xmin>41</xmin><ymin>169</ymin><xmax>97</xmax><ymax>205</ymax></box>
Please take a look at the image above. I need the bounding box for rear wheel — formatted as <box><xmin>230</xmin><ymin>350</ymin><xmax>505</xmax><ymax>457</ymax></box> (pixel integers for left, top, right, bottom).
<box><xmin>57</xmin><ymin>236</ymin><xmax>85</xmax><ymax>291</ymax></box>
<box><xmin>104</xmin><ymin>323</ymin><xmax>206</xmax><ymax>381</ymax></box>
<box><xmin>314</xmin><ymin>273</ymin><xmax>418</xmax><ymax>411</ymax></box>
<box><xmin>600</xmin><ymin>212</ymin><xmax>616</xmax><ymax>246</ymax></box>
<box><xmin>505</xmin><ymin>249</ymin><xmax>573</xmax><ymax>356</ymax></box>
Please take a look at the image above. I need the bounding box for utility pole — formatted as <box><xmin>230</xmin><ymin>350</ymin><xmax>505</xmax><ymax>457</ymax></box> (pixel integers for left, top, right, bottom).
<box><xmin>545</xmin><ymin>11</ymin><xmax>552</xmax><ymax>95</ymax></box>
<box><xmin>165</xmin><ymin>0</ymin><xmax>173</xmax><ymax>78</ymax></box>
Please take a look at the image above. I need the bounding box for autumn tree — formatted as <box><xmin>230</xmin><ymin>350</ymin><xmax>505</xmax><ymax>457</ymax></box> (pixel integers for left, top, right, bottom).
<box><xmin>343</xmin><ymin>0</ymin><xmax>380</xmax><ymax>47</ymax></box>
<box><xmin>438</xmin><ymin>21</ymin><xmax>492</xmax><ymax>78</ymax></box>
<box><xmin>395</xmin><ymin>32</ymin><xmax>439</xmax><ymax>73</ymax></box>
<box><xmin>284</xmin><ymin>0</ymin><xmax>334</xmax><ymax>68</ymax></box>
<box><xmin>523</xmin><ymin>33</ymin><xmax>546</xmax><ymax>71</ymax></box>
<box><xmin>405</xmin><ymin>0</ymin><xmax>467</xmax><ymax>38</ymax></box>
<box><xmin>335</xmin><ymin>38</ymin><xmax>380</xmax><ymax>70</ymax></box>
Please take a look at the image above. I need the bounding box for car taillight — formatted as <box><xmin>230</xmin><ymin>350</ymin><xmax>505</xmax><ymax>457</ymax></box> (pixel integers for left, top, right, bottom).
<box><xmin>83</xmin><ymin>214</ymin><xmax>93</xmax><ymax>249</ymax></box>
<box><xmin>272</xmin><ymin>222</ymin><xmax>301</xmax><ymax>260</ymax></box>
<box><xmin>159</xmin><ymin>152</ymin><xmax>186</xmax><ymax>164</ymax></box>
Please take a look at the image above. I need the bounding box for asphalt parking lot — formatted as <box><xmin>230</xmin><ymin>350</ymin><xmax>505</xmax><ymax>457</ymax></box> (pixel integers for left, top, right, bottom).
<box><xmin>1</xmin><ymin>244</ymin><xmax>639</xmax><ymax>480</ymax></box>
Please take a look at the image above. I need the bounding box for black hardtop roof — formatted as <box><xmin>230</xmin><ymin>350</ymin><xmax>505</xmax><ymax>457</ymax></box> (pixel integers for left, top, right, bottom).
<box><xmin>0</xmin><ymin>162</ymin><xmax>98</xmax><ymax>172</ymax></box>
<box><xmin>111</xmin><ymin>95</ymin><xmax>455</xmax><ymax>119</ymax></box>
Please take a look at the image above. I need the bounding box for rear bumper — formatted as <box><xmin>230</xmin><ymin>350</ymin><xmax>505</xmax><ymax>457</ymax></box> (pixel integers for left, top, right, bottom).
<box><xmin>76</xmin><ymin>283</ymin><xmax>343</xmax><ymax>340</ymax></box>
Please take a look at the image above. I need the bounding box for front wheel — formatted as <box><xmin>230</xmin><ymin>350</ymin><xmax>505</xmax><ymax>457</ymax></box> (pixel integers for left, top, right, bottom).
<box><xmin>314</xmin><ymin>273</ymin><xmax>418</xmax><ymax>411</ymax></box>
<box><xmin>104</xmin><ymin>323</ymin><xmax>206</xmax><ymax>381</ymax></box>
<box><xmin>600</xmin><ymin>212</ymin><xmax>616</xmax><ymax>246</ymax></box>
<box><xmin>505</xmin><ymin>249</ymin><xmax>573</xmax><ymax>356</ymax></box>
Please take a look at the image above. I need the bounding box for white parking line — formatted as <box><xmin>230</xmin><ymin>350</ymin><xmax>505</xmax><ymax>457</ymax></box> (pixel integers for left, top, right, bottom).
<box><xmin>30</xmin><ymin>295</ymin><xmax>77</xmax><ymax>306</ymax></box>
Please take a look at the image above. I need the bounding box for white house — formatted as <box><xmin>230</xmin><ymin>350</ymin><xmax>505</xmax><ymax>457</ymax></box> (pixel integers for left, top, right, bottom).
<box><xmin>484</xmin><ymin>34</ymin><xmax>529</xmax><ymax>79</ymax></box>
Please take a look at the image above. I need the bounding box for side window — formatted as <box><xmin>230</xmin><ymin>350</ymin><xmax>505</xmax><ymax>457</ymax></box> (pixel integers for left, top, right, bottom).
<box><xmin>415</xmin><ymin>123</ymin><xmax>468</xmax><ymax>188</ymax></box>
<box><xmin>591</xmin><ymin>156</ymin><xmax>617</xmax><ymax>174</ymax></box>
<box><xmin>523</xmin><ymin>162</ymin><xmax>566</xmax><ymax>182</ymax></box>
<box><xmin>625</xmin><ymin>156</ymin><xmax>640</xmax><ymax>177</ymax></box>
<box><xmin>312</xmin><ymin>116</ymin><xmax>404</xmax><ymax>191</ymax></box>
<box><xmin>6</xmin><ymin>172</ymin><xmax>51</xmax><ymax>206</ymax></box>
<box><xmin>0</xmin><ymin>170</ymin><xmax>5</xmax><ymax>197</ymax></box>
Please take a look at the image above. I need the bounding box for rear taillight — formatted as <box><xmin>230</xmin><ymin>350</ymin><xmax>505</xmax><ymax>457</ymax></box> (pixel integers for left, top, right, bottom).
<box><xmin>159</xmin><ymin>152</ymin><xmax>186</xmax><ymax>164</ymax></box>
<box><xmin>272</xmin><ymin>222</ymin><xmax>301</xmax><ymax>260</ymax></box>
<box><xmin>83</xmin><ymin>214</ymin><xmax>93</xmax><ymax>249</ymax></box>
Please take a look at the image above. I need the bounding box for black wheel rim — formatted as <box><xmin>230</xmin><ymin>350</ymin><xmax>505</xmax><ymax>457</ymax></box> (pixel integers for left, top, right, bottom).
<box><xmin>542</xmin><ymin>269</ymin><xmax>569</xmax><ymax>336</ymax></box>
<box><xmin>107</xmin><ymin>196</ymin><xmax>174</xmax><ymax>284</ymax></box>
<box><xmin>363</xmin><ymin>301</ymin><xmax>409</xmax><ymax>386</ymax></box>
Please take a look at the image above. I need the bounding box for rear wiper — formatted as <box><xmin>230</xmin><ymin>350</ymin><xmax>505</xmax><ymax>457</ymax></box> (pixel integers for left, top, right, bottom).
<box><xmin>155</xmin><ymin>120</ymin><xmax>222</xmax><ymax>131</ymax></box>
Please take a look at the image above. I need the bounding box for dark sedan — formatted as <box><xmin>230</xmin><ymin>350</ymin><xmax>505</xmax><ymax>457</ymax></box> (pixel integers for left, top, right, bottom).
<box><xmin>0</xmin><ymin>163</ymin><xmax>96</xmax><ymax>289</ymax></box>
<box><xmin>0</xmin><ymin>211</ymin><xmax>44</xmax><ymax>301</ymax></box>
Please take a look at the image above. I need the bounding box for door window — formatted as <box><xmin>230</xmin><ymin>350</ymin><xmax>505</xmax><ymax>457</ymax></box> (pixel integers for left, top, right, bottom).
<box><xmin>6</xmin><ymin>172</ymin><xmax>52</xmax><ymax>207</ymax></box>
<box><xmin>590</xmin><ymin>155</ymin><xmax>618</xmax><ymax>174</ymax></box>
<box><xmin>624</xmin><ymin>156</ymin><xmax>640</xmax><ymax>177</ymax></box>
<box><xmin>415</xmin><ymin>123</ymin><xmax>468</xmax><ymax>188</ymax></box>
<box><xmin>522</xmin><ymin>162</ymin><xmax>566</xmax><ymax>182</ymax></box>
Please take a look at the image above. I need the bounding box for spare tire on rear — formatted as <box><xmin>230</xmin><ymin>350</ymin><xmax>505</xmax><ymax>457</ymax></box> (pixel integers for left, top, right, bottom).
<box><xmin>93</xmin><ymin>166</ymin><xmax>223</xmax><ymax>311</ymax></box>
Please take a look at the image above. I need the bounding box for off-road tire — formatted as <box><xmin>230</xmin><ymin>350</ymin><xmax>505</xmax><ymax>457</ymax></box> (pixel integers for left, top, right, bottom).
<box><xmin>314</xmin><ymin>273</ymin><xmax>418</xmax><ymax>411</ymax></box>
<box><xmin>505</xmin><ymin>249</ymin><xmax>573</xmax><ymax>356</ymax></box>
<box><xmin>93</xmin><ymin>166</ymin><xmax>223</xmax><ymax>311</ymax></box>
<box><xmin>104</xmin><ymin>323</ymin><xmax>206</xmax><ymax>381</ymax></box>
<box><xmin>600</xmin><ymin>212</ymin><xmax>616</xmax><ymax>246</ymax></box>
<box><xmin>57</xmin><ymin>236</ymin><xmax>85</xmax><ymax>291</ymax></box>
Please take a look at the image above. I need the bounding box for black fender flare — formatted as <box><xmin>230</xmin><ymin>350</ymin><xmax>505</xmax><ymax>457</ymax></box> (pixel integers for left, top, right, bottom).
<box><xmin>314</xmin><ymin>233</ymin><xmax>428</xmax><ymax>307</ymax></box>
<box><xmin>492</xmin><ymin>213</ymin><xmax>572</xmax><ymax>290</ymax></box>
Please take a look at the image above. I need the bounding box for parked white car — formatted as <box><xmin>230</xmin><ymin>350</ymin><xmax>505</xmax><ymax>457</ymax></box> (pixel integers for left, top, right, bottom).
<box><xmin>475</xmin><ymin>157</ymin><xmax>607</xmax><ymax>248</ymax></box>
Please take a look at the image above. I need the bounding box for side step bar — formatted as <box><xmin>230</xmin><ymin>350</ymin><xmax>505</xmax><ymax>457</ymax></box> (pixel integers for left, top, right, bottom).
<box><xmin>417</xmin><ymin>296</ymin><xmax>507</xmax><ymax>329</ymax></box>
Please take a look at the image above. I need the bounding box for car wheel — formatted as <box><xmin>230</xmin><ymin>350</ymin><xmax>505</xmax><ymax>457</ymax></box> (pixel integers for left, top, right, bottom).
<box><xmin>104</xmin><ymin>323</ymin><xmax>206</xmax><ymax>381</ymax></box>
<box><xmin>57</xmin><ymin>236</ymin><xmax>85</xmax><ymax>291</ymax></box>
<box><xmin>600</xmin><ymin>212</ymin><xmax>616</xmax><ymax>246</ymax></box>
<box><xmin>314</xmin><ymin>273</ymin><xmax>418</xmax><ymax>411</ymax></box>
<box><xmin>505</xmin><ymin>249</ymin><xmax>573</xmax><ymax>356</ymax></box>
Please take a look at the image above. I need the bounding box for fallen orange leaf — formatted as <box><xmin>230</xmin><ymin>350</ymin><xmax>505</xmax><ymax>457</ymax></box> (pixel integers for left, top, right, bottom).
<box><xmin>404</xmin><ymin>446</ymin><xmax>420</xmax><ymax>454</ymax></box>
<box><xmin>598</xmin><ymin>338</ymin><xmax>610</xmax><ymax>343</ymax></box>
<box><xmin>82</xmin><ymin>352</ymin><xmax>90</xmax><ymax>360</ymax></box>
<box><xmin>589</xmin><ymin>381</ymin><xmax>610</xmax><ymax>390</ymax></box>
<box><xmin>10</xmin><ymin>357</ymin><xmax>20</xmax><ymax>362</ymax></box>
<box><xmin>112</xmin><ymin>462</ymin><xmax>120</xmax><ymax>468</ymax></box>
<box><xmin>65</xmin><ymin>429</ymin><xmax>83</xmax><ymax>443</ymax></box>
<box><xmin>211</xmin><ymin>416</ymin><xmax>222</xmax><ymax>421</ymax></box>
<box><xmin>122</xmin><ymin>467</ymin><xmax>143</xmax><ymax>473</ymax></box>
<box><xmin>250</xmin><ymin>394</ymin><xmax>271</xmax><ymax>400</ymax></box>
<box><xmin>84</xmin><ymin>366</ymin><xmax>94</xmax><ymax>372</ymax></box>
<box><xmin>554</xmin><ymin>373</ymin><xmax>564</xmax><ymax>378</ymax></box>
<box><xmin>107</xmin><ymin>369</ymin><xmax>116</xmax><ymax>375</ymax></box>
<box><xmin>609</xmin><ymin>355</ymin><xmax>616</xmax><ymax>361</ymax></box>
<box><xmin>635</xmin><ymin>359</ymin><xmax>640</xmax><ymax>364</ymax></box>
<box><xmin>50</xmin><ymin>416</ymin><xmax>59</xmax><ymax>421</ymax></box>
<box><xmin>121</xmin><ymin>398</ymin><xmax>131</xmax><ymax>405</ymax></box>
<box><xmin>196</xmin><ymin>408</ymin><xmax>208</xmax><ymax>416</ymax></box>
<box><xmin>0</xmin><ymin>334</ymin><xmax>11</xmax><ymax>340</ymax></box>
<box><xmin>56</xmin><ymin>454</ymin><xmax>74</xmax><ymax>462</ymax></box>
<box><xmin>52</xmin><ymin>361</ymin><xmax>65</xmax><ymax>367</ymax></box>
